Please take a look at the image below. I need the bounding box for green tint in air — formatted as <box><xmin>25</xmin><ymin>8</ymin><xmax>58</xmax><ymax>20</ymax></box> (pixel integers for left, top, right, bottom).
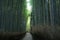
<box><xmin>26</xmin><ymin>0</ymin><xmax>32</xmax><ymax>32</ymax></box>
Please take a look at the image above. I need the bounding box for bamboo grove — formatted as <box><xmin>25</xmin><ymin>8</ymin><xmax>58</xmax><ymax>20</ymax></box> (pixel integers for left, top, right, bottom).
<box><xmin>0</xmin><ymin>0</ymin><xmax>60</xmax><ymax>32</ymax></box>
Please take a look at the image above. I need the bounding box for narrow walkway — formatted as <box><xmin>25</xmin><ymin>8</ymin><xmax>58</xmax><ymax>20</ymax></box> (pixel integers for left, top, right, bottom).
<box><xmin>22</xmin><ymin>33</ymin><xmax>33</xmax><ymax>40</ymax></box>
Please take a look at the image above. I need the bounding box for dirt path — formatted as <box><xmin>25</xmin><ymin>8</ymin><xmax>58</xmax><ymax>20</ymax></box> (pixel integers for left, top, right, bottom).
<box><xmin>22</xmin><ymin>33</ymin><xmax>33</xmax><ymax>40</ymax></box>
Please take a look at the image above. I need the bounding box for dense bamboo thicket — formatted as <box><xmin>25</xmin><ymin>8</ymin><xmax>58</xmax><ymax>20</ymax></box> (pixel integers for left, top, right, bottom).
<box><xmin>0</xmin><ymin>0</ymin><xmax>26</xmax><ymax>32</ymax></box>
<box><xmin>30</xmin><ymin>0</ymin><xmax>60</xmax><ymax>40</ymax></box>
<box><xmin>31</xmin><ymin>0</ymin><xmax>60</xmax><ymax>26</ymax></box>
